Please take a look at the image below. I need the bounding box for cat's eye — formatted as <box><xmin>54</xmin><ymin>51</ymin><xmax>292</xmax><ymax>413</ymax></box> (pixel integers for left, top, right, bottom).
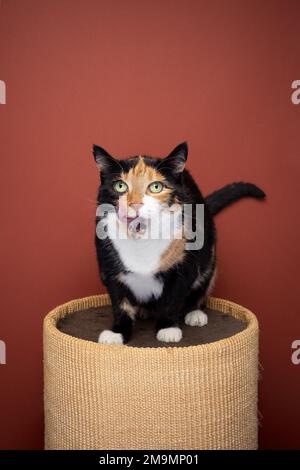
<box><xmin>149</xmin><ymin>181</ymin><xmax>163</xmax><ymax>193</ymax></box>
<box><xmin>113</xmin><ymin>180</ymin><xmax>128</xmax><ymax>193</ymax></box>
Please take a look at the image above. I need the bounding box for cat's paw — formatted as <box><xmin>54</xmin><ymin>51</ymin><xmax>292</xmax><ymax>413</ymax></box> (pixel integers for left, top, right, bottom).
<box><xmin>156</xmin><ymin>327</ymin><xmax>182</xmax><ymax>343</ymax></box>
<box><xmin>185</xmin><ymin>310</ymin><xmax>208</xmax><ymax>327</ymax></box>
<box><xmin>98</xmin><ymin>330</ymin><xmax>123</xmax><ymax>344</ymax></box>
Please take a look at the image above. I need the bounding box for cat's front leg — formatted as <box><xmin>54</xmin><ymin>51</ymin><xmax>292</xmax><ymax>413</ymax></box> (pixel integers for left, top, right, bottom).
<box><xmin>98</xmin><ymin>305</ymin><xmax>134</xmax><ymax>345</ymax></box>
<box><xmin>154</xmin><ymin>277</ymin><xmax>190</xmax><ymax>343</ymax></box>
<box><xmin>98</xmin><ymin>286</ymin><xmax>137</xmax><ymax>345</ymax></box>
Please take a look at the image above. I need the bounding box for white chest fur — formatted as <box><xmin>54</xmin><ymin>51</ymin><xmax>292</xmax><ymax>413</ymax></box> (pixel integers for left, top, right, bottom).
<box><xmin>119</xmin><ymin>272</ymin><xmax>163</xmax><ymax>302</ymax></box>
<box><xmin>113</xmin><ymin>238</ymin><xmax>168</xmax><ymax>302</ymax></box>
<box><xmin>106</xmin><ymin>213</ymin><xmax>169</xmax><ymax>301</ymax></box>
<box><xmin>112</xmin><ymin>237</ymin><xmax>171</xmax><ymax>274</ymax></box>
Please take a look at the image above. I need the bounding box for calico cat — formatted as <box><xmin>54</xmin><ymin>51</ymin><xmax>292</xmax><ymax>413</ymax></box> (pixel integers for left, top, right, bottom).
<box><xmin>93</xmin><ymin>142</ymin><xmax>265</xmax><ymax>344</ymax></box>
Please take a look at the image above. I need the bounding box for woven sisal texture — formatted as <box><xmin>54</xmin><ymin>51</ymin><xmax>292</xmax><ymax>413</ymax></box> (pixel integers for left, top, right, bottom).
<box><xmin>44</xmin><ymin>295</ymin><xmax>259</xmax><ymax>450</ymax></box>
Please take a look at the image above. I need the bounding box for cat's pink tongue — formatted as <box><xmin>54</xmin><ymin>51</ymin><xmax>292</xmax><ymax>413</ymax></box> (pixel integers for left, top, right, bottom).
<box><xmin>118</xmin><ymin>205</ymin><xmax>137</xmax><ymax>223</ymax></box>
<box><xmin>118</xmin><ymin>215</ymin><xmax>139</xmax><ymax>228</ymax></box>
<box><xmin>126</xmin><ymin>216</ymin><xmax>138</xmax><ymax>224</ymax></box>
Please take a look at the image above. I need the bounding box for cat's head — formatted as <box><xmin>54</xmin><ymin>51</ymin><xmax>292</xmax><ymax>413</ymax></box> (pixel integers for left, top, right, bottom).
<box><xmin>93</xmin><ymin>143</ymin><xmax>188</xmax><ymax>238</ymax></box>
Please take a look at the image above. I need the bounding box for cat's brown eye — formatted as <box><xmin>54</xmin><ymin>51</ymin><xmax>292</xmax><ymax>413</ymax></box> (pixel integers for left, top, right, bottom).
<box><xmin>113</xmin><ymin>180</ymin><xmax>128</xmax><ymax>193</ymax></box>
<box><xmin>149</xmin><ymin>181</ymin><xmax>163</xmax><ymax>193</ymax></box>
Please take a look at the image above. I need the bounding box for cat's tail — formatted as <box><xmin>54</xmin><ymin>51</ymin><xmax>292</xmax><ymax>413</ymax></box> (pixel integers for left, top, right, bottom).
<box><xmin>205</xmin><ymin>182</ymin><xmax>266</xmax><ymax>216</ymax></box>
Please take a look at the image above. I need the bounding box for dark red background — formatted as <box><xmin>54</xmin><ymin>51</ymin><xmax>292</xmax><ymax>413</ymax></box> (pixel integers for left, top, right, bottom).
<box><xmin>0</xmin><ymin>0</ymin><xmax>299</xmax><ymax>449</ymax></box>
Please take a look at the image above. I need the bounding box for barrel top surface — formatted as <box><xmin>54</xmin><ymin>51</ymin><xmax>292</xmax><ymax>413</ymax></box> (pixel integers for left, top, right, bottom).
<box><xmin>44</xmin><ymin>294</ymin><xmax>259</xmax><ymax>353</ymax></box>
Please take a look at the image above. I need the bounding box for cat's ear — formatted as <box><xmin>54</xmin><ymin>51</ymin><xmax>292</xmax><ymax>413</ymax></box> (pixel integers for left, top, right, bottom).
<box><xmin>163</xmin><ymin>142</ymin><xmax>188</xmax><ymax>174</ymax></box>
<box><xmin>93</xmin><ymin>145</ymin><xmax>120</xmax><ymax>174</ymax></box>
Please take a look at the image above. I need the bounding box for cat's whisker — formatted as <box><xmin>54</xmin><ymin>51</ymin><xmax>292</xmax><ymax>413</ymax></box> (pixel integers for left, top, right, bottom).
<box><xmin>85</xmin><ymin>198</ymin><xmax>99</xmax><ymax>206</ymax></box>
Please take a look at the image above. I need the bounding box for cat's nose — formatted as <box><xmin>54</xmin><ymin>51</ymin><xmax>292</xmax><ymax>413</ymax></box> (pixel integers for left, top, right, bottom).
<box><xmin>128</xmin><ymin>203</ymin><xmax>143</xmax><ymax>217</ymax></box>
<box><xmin>130</xmin><ymin>203</ymin><xmax>143</xmax><ymax>212</ymax></box>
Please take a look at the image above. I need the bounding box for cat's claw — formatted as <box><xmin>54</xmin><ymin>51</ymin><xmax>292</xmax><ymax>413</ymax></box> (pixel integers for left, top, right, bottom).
<box><xmin>98</xmin><ymin>330</ymin><xmax>124</xmax><ymax>344</ymax></box>
<box><xmin>156</xmin><ymin>327</ymin><xmax>182</xmax><ymax>343</ymax></box>
<box><xmin>185</xmin><ymin>310</ymin><xmax>208</xmax><ymax>327</ymax></box>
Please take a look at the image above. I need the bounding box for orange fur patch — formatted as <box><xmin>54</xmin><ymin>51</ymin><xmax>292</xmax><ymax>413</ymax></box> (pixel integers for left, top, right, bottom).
<box><xmin>121</xmin><ymin>157</ymin><xmax>172</xmax><ymax>205</ymax></box>
<box><xmin>159</xmin><ymin>238</ymin><xmax>186</xmax><ymax>272</ymax></box>
<box><xmin>120</xmin><ymin>298</ymin><xmax>137</xmax><ymax>319</ymax></box>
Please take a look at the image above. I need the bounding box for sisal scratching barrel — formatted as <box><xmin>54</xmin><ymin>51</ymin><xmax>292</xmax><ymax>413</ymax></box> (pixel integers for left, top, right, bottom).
<box><xmin>44</xmin><ymin>294</ymin><xmax>259</xmax><ymax>450</ymax></box>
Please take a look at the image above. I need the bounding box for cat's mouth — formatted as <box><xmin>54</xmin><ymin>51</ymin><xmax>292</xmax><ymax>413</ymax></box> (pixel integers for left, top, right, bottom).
<box><xmin>119</xmin><ymin>215</ymin><xmax>138</xmax><ymax>225</ymax></box>
<box><xmin>120</xmin><ymin>216</ymin><xmax>147</xmax><ymax>235</ymax></box>
<box><xmin>126</xmin><ymin>216</ymin><xmax>139</xmax><ymax>225</ymax></box>
<box><xmin>127</xmin><ymin>217</ymin><xmax>144</xmax><ymax>233</ymax></box>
